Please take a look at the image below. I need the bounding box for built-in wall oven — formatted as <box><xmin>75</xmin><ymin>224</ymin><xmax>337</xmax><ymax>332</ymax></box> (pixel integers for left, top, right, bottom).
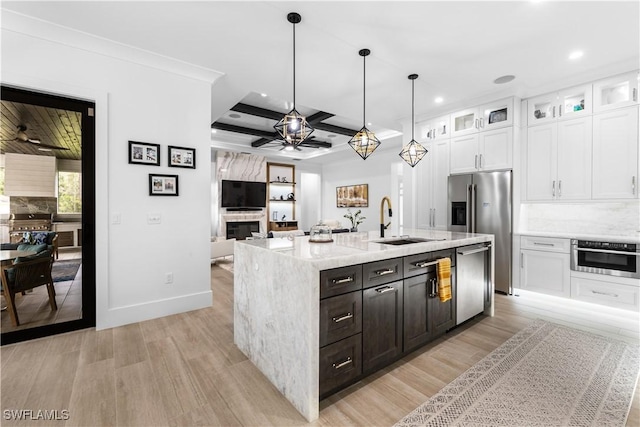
<box><xmin>570</xmin><ymin>239</ymin><xmax>640</xmax><ymax>279</ymax></box>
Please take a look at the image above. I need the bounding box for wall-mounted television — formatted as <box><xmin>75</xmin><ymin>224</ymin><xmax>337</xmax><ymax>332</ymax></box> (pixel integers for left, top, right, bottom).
<box><xmin>221</xmin><ymin>180</ymin><xmax>266</xmax><ymax>209</ymax></box>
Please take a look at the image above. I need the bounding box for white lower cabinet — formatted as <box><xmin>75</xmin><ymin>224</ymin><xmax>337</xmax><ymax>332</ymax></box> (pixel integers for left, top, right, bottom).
<box><xmin>519</xmin><ymin>236</ymin><xmax>571</xmax><ymax>297</ymax></box>
<box><xmin>570</xmin><ymin>272</ymin><xmax>640</xmax><ymax>311</ymax></box>
<box><xmin>519</xmin><ymin>235</ymin><xmax>640</xmax><ymax>311</ymax></box>
<box><xmin>520</xmin><ymin>249</ymin><xmax>571</xmax><ymax>298</ymax></box>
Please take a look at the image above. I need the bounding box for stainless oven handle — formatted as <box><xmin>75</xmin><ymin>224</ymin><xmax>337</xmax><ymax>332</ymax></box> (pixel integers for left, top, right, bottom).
<box><xmin>576</xmin><ymin>247</ymin><xmax>640</xmax><ymax>256</ymax></box>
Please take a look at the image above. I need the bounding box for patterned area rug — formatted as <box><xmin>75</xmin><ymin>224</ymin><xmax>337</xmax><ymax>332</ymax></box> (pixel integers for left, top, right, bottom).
<box><xmin>52</xmin><ymin>259</ymin><xmax>81</xmax><ymax>282</ymax></box>
<box><xmin>395</xmin><ymin>319</ymin><xmax>640</xmax><ymax>427</ymax></box>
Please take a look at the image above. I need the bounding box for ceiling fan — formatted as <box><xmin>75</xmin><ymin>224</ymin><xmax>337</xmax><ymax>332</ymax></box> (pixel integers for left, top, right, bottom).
<box><xmin>1</xmin><ymin>125</ymin><xmax>70</xmax><ymax>150</ymax></box>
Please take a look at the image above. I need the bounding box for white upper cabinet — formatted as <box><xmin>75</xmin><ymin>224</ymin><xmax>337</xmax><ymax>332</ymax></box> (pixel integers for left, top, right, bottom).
<box><xmin>451</xmin><ymin>98</ymin><xmax>514</xmax><ymax>137</ymax></box>
<box><xmin>451</xmin><ymin>127</ymin><xmax>512</xmax><ymax>175</ymax></box>
<box><xmin>527</xmin><ymin>84</ymin><xmax>592</xmax><ymax>126</ymax></box>
<box><xmin>422</xmin><ymin>115</ymin><xmax>451</xmax><ymax>141</ymax></box>
<box><xmin>480</xmin><ymin>98</ymin><xmax>513</xmax><ymax>131</ymax></box>
<box><xmin>416</xmin><ymin>139</ymin><xmax>450</xmax><ymax>230</ymax></box>
<box><xmin>450</xmin><ymin>107</ymin><xmax>479</xmax><ymax>137</ymax></box>
<box><xmin>592</xmin><ymin>106</ymin><xmax>639</xmax><ymax>199</ymax></box>
<box><xmin>524</xmin><ymin>117</ymin><xmax>592</xmax><ymax>201</ymax></box>
<box><xmin>593</xmin><ymin>71</ymin><xmax>639</xmax><ymax>113</ymax></box>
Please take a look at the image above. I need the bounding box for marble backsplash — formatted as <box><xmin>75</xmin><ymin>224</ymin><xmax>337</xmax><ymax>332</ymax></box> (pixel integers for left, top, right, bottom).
<box><xmin>10</xmin><ymin>197</ymin><xmax>57</xmax><ymax>215</ymax></box>
<box><xmin>519</xmin><ymin>201</ymin><xmax>640</xmax><ymax>237</ymax></box>
<box><xmin>216</xmin><ymin>151</ymin><xmax>266</xmax><ymax>182</ymax></box>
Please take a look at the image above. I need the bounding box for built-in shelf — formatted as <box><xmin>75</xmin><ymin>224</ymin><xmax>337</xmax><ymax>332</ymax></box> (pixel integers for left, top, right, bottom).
<box><xmin>267</xmin><ymin>162</ymin><xmax>296</xmax><ymax>232</ymax></box>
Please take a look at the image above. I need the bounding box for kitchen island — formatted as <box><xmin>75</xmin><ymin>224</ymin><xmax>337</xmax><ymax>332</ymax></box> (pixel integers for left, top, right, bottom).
<box><xmin>234</xmin><ymin>229</ymin><xmax>494</xmax><ymax>421</ymax></box>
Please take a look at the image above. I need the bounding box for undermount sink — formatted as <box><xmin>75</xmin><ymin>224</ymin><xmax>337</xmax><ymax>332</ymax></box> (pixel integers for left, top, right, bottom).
<box><xmin>377</xmin><ymin>237</ymin><xmax>445</xmax><ymax>245</ymax></box>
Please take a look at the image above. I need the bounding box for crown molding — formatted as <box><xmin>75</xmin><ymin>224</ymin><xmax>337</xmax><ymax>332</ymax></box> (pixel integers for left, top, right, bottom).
<box><xmin>1</xmin><ymin>9</ymin><xmax>224</xmax><ymax>84</ymax></box>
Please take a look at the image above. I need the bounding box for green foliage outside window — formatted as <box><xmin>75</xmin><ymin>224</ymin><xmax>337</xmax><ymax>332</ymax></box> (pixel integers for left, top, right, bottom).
<box><xmin>58</xmin><ymin>171</ymin><xmax>82</xmax><ymax>214</ymax></box>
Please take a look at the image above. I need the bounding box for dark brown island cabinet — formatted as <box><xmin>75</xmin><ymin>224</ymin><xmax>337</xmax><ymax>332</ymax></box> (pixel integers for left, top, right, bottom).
<box><xmin>319</xmin><ymin>248</ymin><xmax>459</xmax><ymax>398</ymax></box>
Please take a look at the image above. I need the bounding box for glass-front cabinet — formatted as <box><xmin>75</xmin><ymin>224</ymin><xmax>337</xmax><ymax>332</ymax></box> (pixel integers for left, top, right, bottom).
<box><xmin>593</xmin><ymin>71</ymin><xmax>639</xmax><ymax>113</ymax></box>
<box><xmin>450</xmin><ymin>98</ymin><xmax>514</xmax><ymax>137</ymax></box>
<box><xmin>422</xmin><ymin>114</ymin><xmax>451</xmax><ymax>141</ymax></box>
<box><xmin>527</xmin><ymin>84</ymin><xmax>592</xmax><ymax>126</ymax></box>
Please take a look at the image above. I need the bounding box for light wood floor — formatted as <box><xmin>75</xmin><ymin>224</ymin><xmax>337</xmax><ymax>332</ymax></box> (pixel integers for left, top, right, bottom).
<box><xmin>1</xmin><ymin>248</ymin><xmax>82</xmax><ymax>333</ymax></box>
<box><xmin>0</xmin><ymin>264</ymin><xmax>638</xmax><ymax>426</ymax></box>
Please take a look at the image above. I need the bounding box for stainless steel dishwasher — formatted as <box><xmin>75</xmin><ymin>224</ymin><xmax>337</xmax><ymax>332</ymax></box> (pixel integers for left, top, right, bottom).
<box><xmin>456</xmin><ymin>243</ymin><xmax>491</xmax><ymax>325</ymax></box>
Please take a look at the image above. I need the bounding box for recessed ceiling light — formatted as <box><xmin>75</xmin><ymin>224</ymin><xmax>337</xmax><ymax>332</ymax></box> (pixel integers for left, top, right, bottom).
<box><xmin>229</xmin><ymin>113</ymin><xmax>241</xmax><ymax>119</ymax></box>
<box><xmin>211</xmin><ymin>129</ymin><xmax>217</xmax><ymax>133</ymax></box>
<box><xmin>569</xmin><ymin>50</ymin><xmax>584</xmax><ymax>60</ymax></box>
<box><xmin>367</xmin><ymin>122</ymin><xmax>372</xmax><ymax>126</ymax></box>
<box><xmin>38</xmin><ymin>147</ymin><xmax>52</xmax><ymax>152</ymax></box>
<box><xmin>493</xmin><ymin>75</ymin><xmax>516</xmax><ymax>84</ymax></box>
<box><xmin>284</xmin><ymin>145</ymin><xmax>294</xmax><ymax>151</ymax></box>
<box><xmin>434</xmin><ymin>97</ymin><xmax>443</xmax><ymax>104</ymax></box>
<box><xmin>260</xmin><ymin>93</ymin><xmax>267</xmax><ymax>97</ymax></box>
<box><xmin>328</xmin><ymin>134</ymin><xmax>336</xmax><ymax>138</ymax></box>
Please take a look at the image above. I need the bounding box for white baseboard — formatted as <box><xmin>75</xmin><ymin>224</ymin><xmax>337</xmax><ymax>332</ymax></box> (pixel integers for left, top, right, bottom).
<box><xmin>96</xmin><ymin>290</ymin><xmax>213</xmax><ymax>330</ymax></box>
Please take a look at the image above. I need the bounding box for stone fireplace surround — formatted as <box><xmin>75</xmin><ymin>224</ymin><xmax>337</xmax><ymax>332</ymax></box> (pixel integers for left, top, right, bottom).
<box><xmin>220</xmin><ymin>211</ymin><xmax>267</xmax><ymax>239</ymax></box>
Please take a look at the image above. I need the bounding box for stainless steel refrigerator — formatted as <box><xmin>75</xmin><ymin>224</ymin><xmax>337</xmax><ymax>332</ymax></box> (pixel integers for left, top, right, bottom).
<box><xmin>448</xmin><ymin>171</ymin><xmax>512</xmax><ymax>294</ymax></box>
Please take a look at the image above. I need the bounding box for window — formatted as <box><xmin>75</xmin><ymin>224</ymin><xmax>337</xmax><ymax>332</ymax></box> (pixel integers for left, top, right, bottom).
<box><xmin>58</xmin><ymin>171</ymin><xmax>82</xmax><ymax>213</ymax></box>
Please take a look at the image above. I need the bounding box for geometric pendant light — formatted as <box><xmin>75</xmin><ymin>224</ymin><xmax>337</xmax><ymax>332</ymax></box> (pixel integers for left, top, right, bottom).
<box><xmin>274</xmin><ymin>12</ymin><xmax>314</xmax><ymax>149</ymax></box>
<box><xmin>399</xmin><ymin>73</ymin><xmax>428</xmax><ymax>167</ymax></box>
<box><xmin>348</xmin><ymin>48</ymin><xmax>381</xmax><ymax>160</ymax></box>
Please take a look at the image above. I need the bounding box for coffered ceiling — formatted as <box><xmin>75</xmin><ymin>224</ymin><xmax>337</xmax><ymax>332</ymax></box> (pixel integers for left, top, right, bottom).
<box><xmin>2</xmin><ymin>1</ymin><xmax>638</xmax><ymax>162</ymax></box>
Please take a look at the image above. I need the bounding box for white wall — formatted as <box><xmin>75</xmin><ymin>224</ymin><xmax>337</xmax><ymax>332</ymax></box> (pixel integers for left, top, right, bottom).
<box><xmin>321</xmin><ymin>141</ymin><xmax>405</xmax><ymax>235</ymax></box>
<box><xmin>2</xmin><ymin>11</ymin><xmax>221</xmax><ymax>329</ymax></box>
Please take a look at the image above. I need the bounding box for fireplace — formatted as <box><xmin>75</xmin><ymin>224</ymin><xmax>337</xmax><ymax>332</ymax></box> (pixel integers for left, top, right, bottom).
<box><xmin>227</xmin><ymin>221</ymin><xmax>259</xmax><ymax>240</ymax></box>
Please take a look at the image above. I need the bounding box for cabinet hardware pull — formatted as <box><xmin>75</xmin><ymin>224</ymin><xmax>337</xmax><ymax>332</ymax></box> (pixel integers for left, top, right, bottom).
<box><xmin>414</xmin><ymin>260</ymin><xmax>438</xmax><ymax>268</ymax></box>
<box><xmin>633</xmin><ymin>88</ymin><xmax>637</xmax><ymax>102</ymax></box>
<box><xmin>559</xmin><ymin>105</ymin><xmax>562</xmax><ymax>117</ymax></box>
<box><xmin>552</xmin><ymin>106</ymin><xmax>556</xmax><ymax>118</ymax></box>
<box><xmin>331</xmin><ymin>277</ymin><xmax>354</xmax><ymax>285</ymax></box>
<box><xmin>457</xmin><ymin>246</ymin><xmax>490</xmax><ymax>256</ymax></box>
<box><xmin>479</xmin><ymin>154</ymin><xmax>483</xmax><ymax>169</ymax></box>
<box><xmin>375</xmin><ymin>286</ymin><xmax>396</xmax><ymax>294</ymax></box>
<box><xmin>558</xmin><ymin>180</ymin><xmax>562</xmax><ymax>197</ymax></box>
<box><xmin>480</xmin><ymin>117</ymin><xmax>484</xmax><ymax>128</ymax></box>
<box><xmin>332</xmin><ymin>312</ymin><xmax>353</xmax><ymax>323</ymax></box>
<box><xmin>375</xmin><ymin>268</ymin><xmax>395</xmax><ymax>276</ymax></box>
<box><xmin>552</xmin><ymin>180</ymin><xmax>556</xmax><ymax>197</ymax></box>
<box><xmin>633</xmin><ymin>176</ymin><xmax>636</xmax><ymax>195</ymax></box>
<box><xmin>332</xmin><ymin>357</ymin><xmax>353</xmax><ymax>370</ymax></box>
<box><xmin>429</xmin><ymin>277</ymin><xmax>438</xmax><ymax>298</ymax></box>
<box><xmin>474</xmin><ymin>118</ymin><xmax>479</xmax><ymax>129</ymax></box>
<box><xmin>475</xmin><ymin>154</ymin><xmax>478</xmax><ymax>169</ymax></box>
<box><xmin>533</xmin><ymin>242</ymin><xmax>555</xmax><ymax>247</ymax></box>
<box><xmin>591</xmin><ymin>290</ymin><xmax>619</xmax><ymax>298</ymax></box>
<box><xmin>520</xmin><ymin>252</ymin><xmax>524</xmax><ymax>268</ymax></box>
<box><xmin>577</xmin><ymin>247</ymin><xmax>640</xmax><ymax>256</ymax></box>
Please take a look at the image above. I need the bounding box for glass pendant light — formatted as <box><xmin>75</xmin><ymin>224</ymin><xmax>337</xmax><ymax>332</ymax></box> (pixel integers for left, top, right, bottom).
<box><xmin>274</xmin><ymin>12</ymin><xmax>314</xmax><ymax>147</ymax></box>
<box><xmin>348</xmin><ymin>48</ymin><xmax>380</xmax><ymax>160</ymax></box>
<box><xmin>399</xmin><ymin>74</ymin><xmax>428</xmax><ymax>167</ymax></box>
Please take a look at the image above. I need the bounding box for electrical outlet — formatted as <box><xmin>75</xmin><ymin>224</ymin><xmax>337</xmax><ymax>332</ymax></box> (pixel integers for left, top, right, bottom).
<box><xmin>165</xmin><ymin>272</ymin><xmax>173</xmax><ymax>284</ymax></box>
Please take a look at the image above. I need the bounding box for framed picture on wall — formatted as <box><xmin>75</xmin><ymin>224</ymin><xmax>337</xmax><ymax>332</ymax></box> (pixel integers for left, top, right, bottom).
<box><xmin>129</xmin><ymin>141</ymin><xmax>160</xmax><ymax>166</ymax></box>
<box><xmin>336</xmin><ymin>184</ymin><xmax>368</xmax><ymax>207</ymax></box>
<box><xmin>149</xmin><ymin>174</ymin><xmax>179</xmax><ymax>196</ymax></box>
<box><xmin>168</xmin><ymin>145</ymin><xmax>196</xmax><ymax>169</ymax></box>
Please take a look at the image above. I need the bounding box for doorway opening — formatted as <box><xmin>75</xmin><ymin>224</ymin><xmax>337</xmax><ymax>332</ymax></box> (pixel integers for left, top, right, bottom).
<box><xmin>0</xmin><ymin>86</ymin><xmax>95</xmax><ymax>345</ymax></box>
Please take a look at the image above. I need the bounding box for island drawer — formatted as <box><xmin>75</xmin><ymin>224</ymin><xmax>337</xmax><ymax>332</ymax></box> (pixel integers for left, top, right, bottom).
<box><xmin>319</xmin><ymin>333</ymin><xmax>362</xmax><ymax>397</ymax></box>
<box><xmin>404</xmin><ymin>249</ymin><xmax>456</xmax><ymax>278</ymax></box>
<box><xmin>363</xmin><ymin>257</ymin><xmax>403</xmax><ymax>288</ymax></box>
<box><xmin>320</xmin><ymin>265</ymin><xmax>362</xmax><ymax>299</ymax></box>
<box><xmin>320</xmin><ymin>291</ymin><xmax>362</xmax><ymax>347</ymax></box>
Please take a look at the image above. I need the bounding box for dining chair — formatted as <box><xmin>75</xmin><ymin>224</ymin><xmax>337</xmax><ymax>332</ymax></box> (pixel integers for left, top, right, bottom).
<box><xmin>1</xmin><ymin>251</ymin><xmax>57</xmax><ymax>327</ymax></box>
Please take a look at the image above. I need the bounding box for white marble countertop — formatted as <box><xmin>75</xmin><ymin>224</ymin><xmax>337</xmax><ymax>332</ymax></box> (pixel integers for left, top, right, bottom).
<box><xmin>237</xmin><ymin>229</ymin><xmax>494</xmax><ymax>271</ymax></box>
<box><xmin>517</xmin><ymin>230</ymin><xmax>640</xmax><ymax>244</ymax></box>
